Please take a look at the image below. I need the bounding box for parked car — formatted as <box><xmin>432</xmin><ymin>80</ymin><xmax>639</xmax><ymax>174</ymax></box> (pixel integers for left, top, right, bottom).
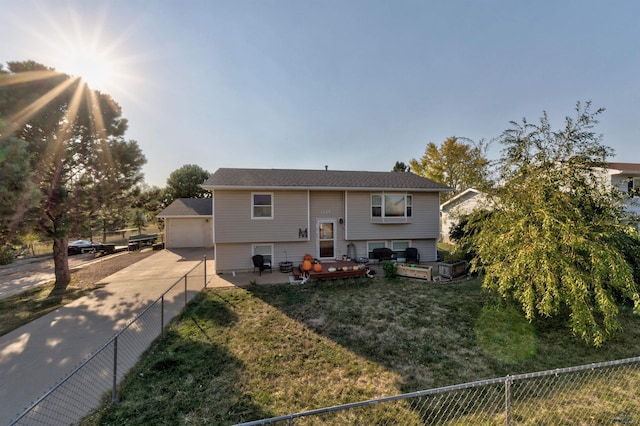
<box><xmin>67</xmin><ymin>240</ymin><xmax>96</xmax><ymax>255</ymax></box>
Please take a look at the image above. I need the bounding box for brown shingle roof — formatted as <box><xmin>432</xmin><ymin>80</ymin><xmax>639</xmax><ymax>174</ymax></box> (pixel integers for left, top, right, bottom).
<box><xmin>157</xmin><ymin>198</ymin><xmax>212</xmax><ymax>218</ymax></box>
<box><xmin>608</xmin><ymin>162</ymin><xmax>640</xmax><ymax>172</ymax></box>
<box><xmin>202</xmin><ymin>168</ymin><xmax>450</xmax><ymax>191</ymax></box>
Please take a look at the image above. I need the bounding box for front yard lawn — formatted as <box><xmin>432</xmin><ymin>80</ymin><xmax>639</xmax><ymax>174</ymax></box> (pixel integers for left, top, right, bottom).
<box><xmin>84</xmin><ymin>276</ymin><xmax>640</xmax><ymax>425</ymax></box>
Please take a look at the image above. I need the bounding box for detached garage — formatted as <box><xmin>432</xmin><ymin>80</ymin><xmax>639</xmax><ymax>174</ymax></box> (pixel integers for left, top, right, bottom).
<box><xmin>158</xmin><ymin>198</ymin><xmax>213</xmax><ymax>248</ymax></box>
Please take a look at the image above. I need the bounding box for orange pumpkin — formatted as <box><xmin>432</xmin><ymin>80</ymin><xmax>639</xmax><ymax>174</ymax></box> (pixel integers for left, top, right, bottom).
<box><xmin>302</xmin><ymin>260</ymin><xmax>313</xmax><ymax>271</ymax></box>
<box><xmin>303</xmin><ymin>253</ymin><xmax>313</xmax><ymax>262</ymax></box>
<box><xmin>313</xmin><ymin>263</ymin><xmax>322</xmax><ymax>272</ymax></box>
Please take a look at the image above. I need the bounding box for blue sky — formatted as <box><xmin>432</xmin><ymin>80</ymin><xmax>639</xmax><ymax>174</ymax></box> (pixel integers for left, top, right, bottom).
<box><xmin>2</xmin><ymin>1</ymin><xmax>639</xmax><ymax>186</ymax></box>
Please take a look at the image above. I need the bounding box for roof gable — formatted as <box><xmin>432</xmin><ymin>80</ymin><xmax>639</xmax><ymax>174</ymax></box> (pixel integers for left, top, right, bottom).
<box><xmin>157</xmin><ymin>198</ymin><xmax>212</xmax><ymax>218</ymax></box>
<box><xmin>440</xmin><ymin>188</ymin><xmax>484</xmax><ymax>210</ymax></box>
<box><xmin>202</xmin><ymin>168</ymin><xmax>451</xmax><ymax>191</ymax></box>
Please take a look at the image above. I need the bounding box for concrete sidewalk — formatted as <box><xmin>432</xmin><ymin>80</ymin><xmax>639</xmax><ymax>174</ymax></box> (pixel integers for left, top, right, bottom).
<box><xmin>0</xmin><ymin>248</ymin><xmax>215</xmax><ymax>425</ymax></box>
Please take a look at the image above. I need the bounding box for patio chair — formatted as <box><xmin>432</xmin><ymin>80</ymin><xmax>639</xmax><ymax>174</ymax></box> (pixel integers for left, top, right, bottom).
<box><xmin>405</xmin><ymin>247</ymin><xmax>420</xmax><ymax>264</ymax></box>
<box><xmin>252</xmin><ymin>254</ymin><xmax>272</xmax><ymax>275</ymax></box>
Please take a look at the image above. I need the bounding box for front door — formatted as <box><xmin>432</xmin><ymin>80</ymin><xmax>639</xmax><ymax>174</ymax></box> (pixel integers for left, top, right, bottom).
<box><xmin>317</xmin><ymin>220</ymin><xmax>335</xmax><ymax>259</ymax></box>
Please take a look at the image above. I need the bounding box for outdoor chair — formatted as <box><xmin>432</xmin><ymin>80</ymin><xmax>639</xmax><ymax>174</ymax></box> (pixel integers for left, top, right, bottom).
<box><xmin>252</xmin><ymin>254</ymin><xmax>272</xmax><ymax>275</ymax></box>
<box><xmin>405</xmin><ymin>247</ymin><xmax>420</xmax><ymax>263</ymax></box>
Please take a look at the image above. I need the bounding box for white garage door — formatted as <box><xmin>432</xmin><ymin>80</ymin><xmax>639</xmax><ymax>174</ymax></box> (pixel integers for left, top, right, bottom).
<box><xmin>167</xmin><ymin>219</ymin><xmax>207</xmax><ymax>248</ymax></box>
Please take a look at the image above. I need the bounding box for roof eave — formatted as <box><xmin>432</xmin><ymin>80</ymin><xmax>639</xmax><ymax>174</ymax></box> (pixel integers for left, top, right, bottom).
<box><xmin>202</xmin><ymin>185</ymin><xmax>451</xmax><ymax>192</ymax></box>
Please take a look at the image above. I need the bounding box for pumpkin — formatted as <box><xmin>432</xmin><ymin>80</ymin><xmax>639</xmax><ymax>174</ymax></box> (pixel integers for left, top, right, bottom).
<box><xmin>313</xmin><ymin>263</ymin><xmax>322</xmax><ymax>272</ymax></box>
<box><xmin>342</xmin><ymin>266</ymin><xmax>349</xmax><ymax>272</ymax></box>
<box><xmin>303</xmin><ymin>253</ymin><xmax>313</xmax><ymax>262</ymax></box>
<box><xmin>328</xmin><ymin>267</ymin><xmax>337</xmax><ymax>272</ymax></box>
<box><xmin>302</xmin><ymin>260</ymin><xmax>313</xmax><ymax>271</ymax></box>
<box><xmin>352</xmin><ymin>265</ymin><xmax>359</xmax><ymax>271</ymax></box>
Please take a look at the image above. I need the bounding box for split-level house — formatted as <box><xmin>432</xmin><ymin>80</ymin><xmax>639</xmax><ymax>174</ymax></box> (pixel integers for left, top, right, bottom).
<box><xmin>192</xmin><ymin>168</ymin><xmax>451</xmax><ymax>273</ymax></box>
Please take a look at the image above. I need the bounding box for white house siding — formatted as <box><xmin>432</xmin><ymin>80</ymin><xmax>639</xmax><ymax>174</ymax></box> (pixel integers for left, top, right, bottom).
<box><xmin>165</xmin><ymin>218</ymin><xmax>213</xmax><ymax>248</ymax></box>
<box><xmin>213</xmin><ymin>189</ymin><xmax>443</xmax><ymax>271</ymax></box>
<box><xmin>345</xmin><ymin>192</ymin><xmax>440</xmax><ymax>240</ymax></box>
<box><xmin>610</xmin><ymin>174</ymin><xmax>640</xmax><ymax>220</ymax></box>
<box><xmin>215</xmin><ymin>241</ymin><xmax>318</xmax><ymax>273</ymax></box>
<box><xmin>440</xmin><ymin>190</ymin><xmax>487</xmax><ymax>243</ymax></box>
<box><xmin>309</xmin><ymin>191</ymin><xmax>349</xmax><ymax>259</ymax></box>
<box><xmin>213</xmin><ymin>190</ymin><xmax>309</xmax><ymax>243</ymax></box>
<box><xmin>343</xmin><ymin>191</ymin><xmax>440</xmax><ymax>261</ymax></box>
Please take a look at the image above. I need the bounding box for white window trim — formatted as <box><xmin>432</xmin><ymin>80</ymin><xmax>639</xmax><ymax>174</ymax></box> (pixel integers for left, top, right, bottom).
<box><xmin>251</xmin><ymin>192</ymin><xmax>274</xmax><ymax>220</ymax></box>
<box><xmin>370</xmin><ymin>192</ymin><xmax>413</xmax><ymax>220</ymax></box>
<box><xmin>252</xmin><ymin>244</ymin><xmax>274</xmax><ymax>263</ymax></box>
<box><xmin>367</xmin><ymin>241</ymin><xmax>387</xmax><ymax>257</ymax></box>
<box><xmin>391</xmin><ymin>240</ymin><xmax>411</xmax><ymax>262</ymax></box>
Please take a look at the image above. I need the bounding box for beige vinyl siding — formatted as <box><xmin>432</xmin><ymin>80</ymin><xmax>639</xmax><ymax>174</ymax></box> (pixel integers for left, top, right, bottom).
<box><xmin>309</xmin><ymin>191</ymin><xmax>348</xmax><ymax>259</ymax></box>
<box><xmin>345</xmin><ymin>191</ymin><xmax>440</xmax><ymax>240</ymax></box>
<box><xmin>213</xmin><ymin>190</ymin><xmax>309</xmax><ymax>243</ymax></box>
<box><xmin>214</xmin><ymin>241</ymin><xmax>318</xmax><ymax>273</ymax></box>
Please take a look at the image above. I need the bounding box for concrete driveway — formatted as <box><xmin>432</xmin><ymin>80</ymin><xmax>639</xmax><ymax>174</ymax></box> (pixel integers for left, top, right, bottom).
<box><xmin>0</xmin><ymin>248</ymin><xmax>214</xmax><ymax>425</ymax></box>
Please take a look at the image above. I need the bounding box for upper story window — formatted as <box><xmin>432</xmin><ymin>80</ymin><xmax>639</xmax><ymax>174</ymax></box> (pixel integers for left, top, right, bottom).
<box><xmin>252</xmin><ymin>193</ymin><xmax>273</xmax><ymax>219</ymax></box>
<box><xmin>371</xmin><ymin>193</ymin><xmax>412</xmax><ymax>218</ymax></box>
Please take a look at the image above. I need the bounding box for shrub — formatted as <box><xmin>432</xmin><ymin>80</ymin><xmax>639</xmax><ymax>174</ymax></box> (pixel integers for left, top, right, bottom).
<box><xmin>0</xmin><ymin>245</ymin><xmax>15</xmax><ymax>265</ymax></box>
<box><xmin>382</xmin><ymin>260</ymin><xmax>397</xmax><ymax>279</ymax></box>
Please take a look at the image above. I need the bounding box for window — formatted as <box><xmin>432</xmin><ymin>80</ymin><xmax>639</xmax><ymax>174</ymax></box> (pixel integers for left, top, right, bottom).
<box><xmin>252</xmin><ymin>244</ymin><xmax>273</xmax><ymax>264</ymax></box>
<box><xmin>367</xmin><ymin>241</ymin><xmax>386</xmax><ymax>258</ymax></box>
<box><xmin>252</xmin><ymin>193</ymin><xmax>273</xmax><ymax>219</ymax></box>
<box><xmin>371</xmin><ymin>193</ymin><xmax>412</xmax><ymax>218</ymax></box>
<box><xmin>391</xmin><ymin>241</ymin><xmax>410</xmax><ymax>261</ymax></box>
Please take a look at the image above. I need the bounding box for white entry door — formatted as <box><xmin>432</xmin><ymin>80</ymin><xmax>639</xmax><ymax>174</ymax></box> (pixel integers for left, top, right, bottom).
<box><xmin>317</xmin><ymin>220</ymin><xmax>336</xmax><ymax>259</ymax></box>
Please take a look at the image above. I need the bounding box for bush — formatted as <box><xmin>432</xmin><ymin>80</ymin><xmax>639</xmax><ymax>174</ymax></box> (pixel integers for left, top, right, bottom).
<box><xmin>0</xmin><ymin>245</ymin><xmax>15</xmax><ymax>265</ymax></box>
<box><xmin>382</xmin><ymin>260</ymin><xmax>397</xmax><ymax>279</ymax></box>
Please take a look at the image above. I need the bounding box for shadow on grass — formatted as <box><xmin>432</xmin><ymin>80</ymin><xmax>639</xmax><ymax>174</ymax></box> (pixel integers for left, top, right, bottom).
<box><xmin>82</xmin><ymin>292</ymin><xmax>273</xmax><ymax>426</ymax></box>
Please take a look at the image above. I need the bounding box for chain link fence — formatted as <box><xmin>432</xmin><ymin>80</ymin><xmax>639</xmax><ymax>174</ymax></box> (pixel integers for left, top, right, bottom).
<box><xmin>9</xmin><ymin>257</ymin><xmax>208</xmax><ymax>426</ymax></box>
<box><xmin>237</xmin><ymin>356</ymin><xmax>640</xmax><ymax>425</ymax></box>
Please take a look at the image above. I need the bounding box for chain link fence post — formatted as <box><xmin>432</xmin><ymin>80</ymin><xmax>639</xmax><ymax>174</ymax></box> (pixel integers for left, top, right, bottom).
<box><xmin>505</xmin><ymin>375</ymin><xmax>511</xmax><ymax>426</ymax></box>
<box><xmin>112</xmin><ymin>336</ymin><xmax>118</xmax><ymax>405</ymax></box>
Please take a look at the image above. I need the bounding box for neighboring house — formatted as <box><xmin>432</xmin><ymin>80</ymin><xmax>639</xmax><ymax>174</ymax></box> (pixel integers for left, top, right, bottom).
<box><xmin>606</xmin><ymin>162</ymin><xmax>640</xmax><ymax>221</ymax></box>
<box><xmin>439</xmin><ymin>188</ymin><xmax>488</xmax><ymax>243</ymax></box>
<box><xmin>200</xmin><ymin>168</ymin><xmax>451</xmax><ymax>274</ymax></box>
<box><xmin>157</xmin><ymin>198</ymin><xmax>213</xmax><ymax>248</ymax></box>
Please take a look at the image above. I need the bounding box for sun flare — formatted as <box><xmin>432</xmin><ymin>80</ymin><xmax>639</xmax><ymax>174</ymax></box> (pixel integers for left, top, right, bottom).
<box><xmin>59</xmin><ymin>44</ymin><xmax>115</xmax><ymax>92</ymax></box>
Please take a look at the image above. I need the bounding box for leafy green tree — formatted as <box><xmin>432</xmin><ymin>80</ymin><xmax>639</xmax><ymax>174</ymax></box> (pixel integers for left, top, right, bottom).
<box><xmin>410</xmin><ymin>136</ymin><xmax>491</xmax><ymax>201</ymax></box>
<box><xmin>0</xmin><ymin>61</ymin><xmax>146</xmax><ymax>288</ymax></box>
<box><xmin>392</xmin><ymin>161</ymin><xmax>410</xmax><ymax>172</ymax></box>
<box><xmin>132</xmin><ymin>184</ymin><xmax>169</xmax><ymax>229</ymax></box>
<box><xmin>471</xmin><ymin>102</ymin><xmax>640</xmax><ymax>346</ymax></box>
<box><xmin>0</xmin><ymin>133</ymin><xmax>41</xmax><ymax>263</ymax></box>
<box><xmin>165</xmin><ymin>164</ymin><xmax>211</xmax><ymax>201</ymax></box>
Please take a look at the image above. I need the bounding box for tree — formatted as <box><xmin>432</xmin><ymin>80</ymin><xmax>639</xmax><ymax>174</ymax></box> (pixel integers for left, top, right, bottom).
<box><xmin>165</xmin><ymin>164</ymin><xmax>211</xmax><ymax>201</ymax></box>
<box><xmin>0</xmin><ymin>132</ymin><xmax>41</xmax><ymax>263</ymax></box>
<box><xmin>470</xmin><ymin>102</ymin><xmax>640</xmax><ymax>346</ymax></box>
<box><xmin>410</xmin><ymin>137</ymin><xmax>491</xmax><ymax>201</ymax></box>
<box><xmin>132</xmin><ymin>184</ymin><xmax>168</xmax><ymax>230</ymax></box>
<box><xmin>0</xmin><ymin>61</ymin><xmax>146</xmax><ymax>289</ymax></box>
<box><xmin>392</xmin><ymin>161</ymin><xmax>410</xmax><ymax>172</ymax></box>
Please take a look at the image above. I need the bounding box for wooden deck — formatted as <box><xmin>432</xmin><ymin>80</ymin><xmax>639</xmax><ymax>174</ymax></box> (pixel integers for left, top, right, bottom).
<box><xmin>294</xmin><ymin>260</ymin><xmax>374</xmax><ymax>283</ymax></box>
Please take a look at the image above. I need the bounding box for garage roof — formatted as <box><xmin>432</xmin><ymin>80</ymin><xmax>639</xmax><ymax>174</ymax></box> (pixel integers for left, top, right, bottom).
<box><xmin>157</xmin><ymin>198</ymin><xmax>212</xmax><ymax>218</ymax></box>
<box><xmin>202</xmin><ymin>168</ymin><xmax>451</xmax><ymax>192</ymax></box>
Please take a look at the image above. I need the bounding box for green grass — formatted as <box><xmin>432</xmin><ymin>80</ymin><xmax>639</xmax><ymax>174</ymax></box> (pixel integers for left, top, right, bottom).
<box><xmin>83</xmin><ymin>277</ymin><xmax>640</xmax><ymax>425</ymax></box>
